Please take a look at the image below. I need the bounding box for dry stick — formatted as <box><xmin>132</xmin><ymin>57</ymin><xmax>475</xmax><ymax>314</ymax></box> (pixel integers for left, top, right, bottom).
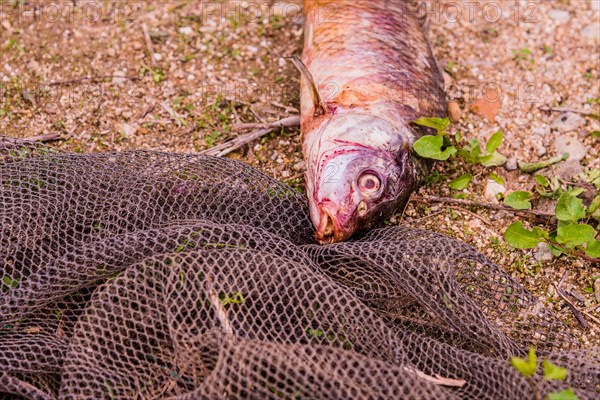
<box><xmin>160</xmin><ymin>101</ymin><xmax>184</xmax><ymax>128</ymax></box>
<box><xmin>556</xmin><ymin>271</ymin><xmax>588</xmax><ymax>329</ymax></box>
<box><xmin>2</xmin><ymin>133</ymin><xmax>62</xmax><ymax>142</ymax></box>
<box><xmin>200</xmin><ymin>115</ymin><xmax>300</xmax><ymax>157</ymax></box>
<box><xmin>410</xmin><ymin>194</ymin><xmax>555</xmax><ymax>218</ymax></box>
<box><xmin>47</xmin><ymin>75</ymin><xmax>141</xmax><ymax>86</ymax></box>
<box><xmin>404</xmin><ymin>366</ymin><xmax>466</xmax><ymax>388</ymax></box>
<box><xmin>141</xmin><ymin>23</ymin><xmax>157</xmax><ymax>67</ymax></box>
<box><xmin>539</xmin><ymin>106</ymin><xmax>598</xmax><ymax>116</ymax></box>
<box><xmin>232</xmin><ymin>115</ymin><xmax>300</xmax><ymax>131</ymax></box>
<box><xmin>206</xmin><ymin>274</ymin><xmax>234</xmax><ymax>335</ymax></box>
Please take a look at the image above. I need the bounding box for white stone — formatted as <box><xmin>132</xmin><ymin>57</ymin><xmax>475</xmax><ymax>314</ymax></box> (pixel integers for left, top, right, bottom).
<box><xmin>112</xmin><ymin>70</ymin><xmax>126</xmax><ymax>84</ymax></box>
<box><xmin>555</xmin><ymin>135</ymin><xmax>588</xmax><ymax>161</ymax></box>
<box><xmin>119</xmin><ymin>123</ymin><xmax>136</xmax><ymax>137</ymax></box>
<box><xmin>534</xmin><ymin>242</ymin><xmax>554</xmax><ymax>262</ymax></box>
<box><xmin>581</xmin><ymin>24</ymin><xmax>600</xmax><ymax>42</ymax></box>
<box><xmin>548</xmin><ymin>9</ymin><xmax>570</xmax><ymax>23</ymax></box>
<box><xmin>484</xmin><ymin>179</ymin><xmax>505</xmax><ymax>202</ymax></box>
<box><xmin>551</xmin><ymin>112</ymin><xmax>586</xmax><ymax>133</ymax></box>
<box><xmin>179</xmin><ymin>26</ymin><xmax>194</xmax><ymax>36</ymax></box>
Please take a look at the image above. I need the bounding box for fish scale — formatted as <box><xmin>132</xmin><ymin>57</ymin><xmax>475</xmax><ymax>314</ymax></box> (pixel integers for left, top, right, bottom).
<box><xmin>299</xmin><ymin>0</ymin><xmax>447</xmax><ymax>244</ymax></box>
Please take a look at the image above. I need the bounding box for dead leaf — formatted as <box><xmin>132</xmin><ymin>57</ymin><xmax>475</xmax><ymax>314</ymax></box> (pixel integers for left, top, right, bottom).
<box><xmin>470</xmin><ymin>87</ymin><xmax>502</xmax><ymax>122</ymax></box>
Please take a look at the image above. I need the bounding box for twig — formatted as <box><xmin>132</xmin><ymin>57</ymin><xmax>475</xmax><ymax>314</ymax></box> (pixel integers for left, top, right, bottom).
<box><xmin>199</xmin><ymin>115</ymin><xmax>300</xmax><ymax>157</ymax></box>
<box><xmin>407</xmin><ymin>210</ymin><xmax>445</xmax><ymax>224</ymax></box>
<box><xmin>232</xmin><ymin>115</ymin><xmax>300</xmax><ymax>130</ymax></box>
<box><xmin>582</xmin><ymin>311</ymin><xmax>600</xmax><ymax>326</ymax></box>
<box><xmin>271</xmin><ymin>101</ymin><xmax>299</xmax><ymax>114</ymax></box>
<box><xmin>410</xmin><ymin>194</ymin><xmax>555</xmax><ymax>218</ymax></box>
<box><xmin>404</xmin><ymin>366</ymin><xmax>466</xmax><ymax>387</ymax></box>
<box><xmin>47</xmin><ymin>75</ymin><xmax>141</xmax><ymax>86</ymax></box>
<box><xmin>206</xmin><ymin>274</ymin><xmax>234</xmax><ymax>335</ymax></box>
<box><xmin>2</xmin><ymin>133</ymin><xmax>62</xmax><ymax>143</ymax></box>
<box><xmin>139</xmin><ymin>104</ymin><xmax>156</xmax><ymax>120</ymax></box>
<box><xmin>556</xmin><ymin>271</ymin><xmax>588</xmax><ymax>329</ymax></box>
<box><xmin>539</xmin><ymin>106</ymin><xmax>598</xmax><ymax>117</ymax></box>
<box><xmin>446</xmin><ymin>204</ymin><xmax>492</xmax><ymax>226</ymax></box>
<box><xmin>142</xmin><ymin>23</ymin><xmax>157</xmax><ymax>67</ymax></box>
<box><xmin>160</xmin><ymin>101</ymin><xmax>184</xmax><ymax>128</ymax></box>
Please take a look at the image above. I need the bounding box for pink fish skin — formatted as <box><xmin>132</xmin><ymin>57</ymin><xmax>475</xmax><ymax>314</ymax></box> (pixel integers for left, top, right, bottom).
<box><xmin>300</xmin><ymin>0</ymin><xmax>447</xmax><ymax>244</ymax></box>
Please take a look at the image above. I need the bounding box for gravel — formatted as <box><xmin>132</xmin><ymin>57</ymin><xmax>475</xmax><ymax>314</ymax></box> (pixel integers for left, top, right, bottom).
<box><xmin>554</xmin><ymin>134</ymin><xmax>588</xmax><ymax>161</ymax></box>
<box><xmin>0</xmin><ymin>0</ymin><xmax>598</xmax><ymax>345</ymax></box>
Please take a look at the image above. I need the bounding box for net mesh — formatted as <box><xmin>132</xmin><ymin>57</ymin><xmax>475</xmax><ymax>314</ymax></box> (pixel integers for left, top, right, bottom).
<box><xmin>0</xmin><ymin>138</ymin><xmax>598</xmax><ymax>400</ymax></box>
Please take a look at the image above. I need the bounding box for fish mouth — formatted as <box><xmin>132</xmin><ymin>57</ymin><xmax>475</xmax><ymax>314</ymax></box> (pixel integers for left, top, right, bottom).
<box><xmin>314</xmin><ymin>206</ymin><xmax>355</xmax><ymax>245</ymax></box>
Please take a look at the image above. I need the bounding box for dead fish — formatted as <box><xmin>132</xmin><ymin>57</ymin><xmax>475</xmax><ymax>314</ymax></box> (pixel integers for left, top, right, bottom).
<box><xmin>296</xmin><ymin>0</ymin><xmax>447</xmax><ymax>244</ymax></box>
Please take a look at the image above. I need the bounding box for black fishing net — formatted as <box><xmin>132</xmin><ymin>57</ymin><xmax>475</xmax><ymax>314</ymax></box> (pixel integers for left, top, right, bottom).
<box><xmin>0</xmin><ymin>138</ymin><xmax>598</xmax><ymax>400</ymax></box>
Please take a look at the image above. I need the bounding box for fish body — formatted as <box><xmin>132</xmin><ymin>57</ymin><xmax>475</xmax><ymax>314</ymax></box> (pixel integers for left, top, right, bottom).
<box><xmin>300</xmin><ymin>0</ymin><xmax>447</xmax><ymax>244</ymax></box>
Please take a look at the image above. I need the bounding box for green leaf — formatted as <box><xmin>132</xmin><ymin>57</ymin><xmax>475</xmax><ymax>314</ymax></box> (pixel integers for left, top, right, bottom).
<box><xmin>504</xmin><ymin>222</ymin><xmax>541</xmax><ymax>249</ymax></box>
<box><xmin>585</xmin><ymin>239</ymin><xmax>600</xmax><ymax>259</ymax></box>
<box><xmin>449</xmin><ymin>173</ymin><xmax>473</xmax><ymax>190</ymax></box>
<box><xmin>518</xmin><ymin>153</ymin><xmax>569</xmax><ymax>174</ymax></box>
<box><xmin>591</xmin><ymin>130</ymin><xmax>600</xmax><ymax>138</ymax></box>
<box><xmin>504</xmin><ymin>191</ymin><xmax>532</xmax><ymax>210</ymax></box>
<box><xmin>556</xmin><ymin>224</ymin><xmax>596</xmax><ymax>248</ymax></box>
<box><xmin>480</xmin><ymin>151</ymin><xmax>507</xmax><ymax>167</ymax></box>
<box><xmin>542</xmin><ymin>360</ymin><xmax>568</xmax><ymax>381</ymax></box>
<box><xmin>413</xmin><ymin>136</ymin><xmax>457</xmax><ymax>160</ymax></box>
<box><xmin>485</xmin><ymin>130</ymin><xmax>503</xmax><ymax>154</ymax></box>
<box><xmin>510</xmin><ymin>346</ymin><xmax>537</xmax><ymax>378</ymax></box>
<box><xmin>549</xmin><ymin>244</ymin><xmax>564</xmax><ymax>257</ymax></box>
<box><xmin>489</xmin><ymin>173</ymin><xmax>505</xmax><ymax>186</ymax></box>
<box><xmin>555</xmin><ymin>192</ymin><xmax>585</xmax><ymax>222</ymax></box>
<box><xmin>547</xmin><ymin>389</ymin><xmax>580</xmax><ymax>400</ymax></box>
<box><xmin>535</xmin><ymin>175</ymin><xmax>550</xmax><ymax>187</ymax></box>
<box><xmin>532</xmin><ymin>226</ymin><xmax>550</xmax><ymax>240</ymax></box>
<box><xmin>412</xmin><ymin>117</ymin><xmax>450</xmax><ymax>133</ymax></box>
<box><xmin>588</xmin><ymin>195</ymin><xmax>600</xmax><ymax>214</ymax></box>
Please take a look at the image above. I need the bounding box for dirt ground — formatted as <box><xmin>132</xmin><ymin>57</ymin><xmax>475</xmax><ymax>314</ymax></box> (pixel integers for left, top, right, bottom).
<box><xmin>1</xmin><ymin>0</ymin><xmax>599</xmax><ymax>346</ymax></box>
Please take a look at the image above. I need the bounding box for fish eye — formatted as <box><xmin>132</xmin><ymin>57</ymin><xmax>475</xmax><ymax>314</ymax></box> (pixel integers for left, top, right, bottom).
<box><xmin>357</xmin><ymin>171</ymin><xmax>382</xmax><ymax>196</ymax></box>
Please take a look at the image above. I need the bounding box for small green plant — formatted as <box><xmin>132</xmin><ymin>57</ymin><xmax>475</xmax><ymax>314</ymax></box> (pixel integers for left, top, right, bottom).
<box><xmin>413</xmin><ymin>118</ymin><xmax>506</xmax><ymax>167</ymax></box>
<box><xmin>1</xmin><ymin>275</ymin><xmax>19</xmax><ymax>292</ymax></box>
<box><xmin>504</xmin><ymin>190</ymin><xmax>599</xmax><ymax>261</ymax></box>
<box><xmin>219</xmin><ymin>292</ymin><xmax>244</xmax><ymax>306</ymax></box>
<box><xmin>510</xmin><ymin>346</ymin><xmax>579</xmax><ymax>400</ymax></box>
<box><xmin>412</xmin><ymin>117</ymin><xmax>598</xmax><ymax>263</ymax></box>
<box><xmin>412</xmin><ymin>118</ymin><xmax>507</xmax><ymax>197</ymax></box>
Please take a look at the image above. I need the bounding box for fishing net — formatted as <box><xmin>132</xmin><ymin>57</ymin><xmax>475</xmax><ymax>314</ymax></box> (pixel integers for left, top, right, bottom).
<box><xmin>0</xmin><ymin>138</ymin><xmax>598</xmax><ymax>400</ymax></box>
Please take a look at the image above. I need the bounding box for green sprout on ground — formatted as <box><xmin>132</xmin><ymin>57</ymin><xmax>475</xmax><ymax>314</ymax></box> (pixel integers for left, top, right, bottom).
<box><xmin>504</xmin><ymin>190</ymin><xmax>599</xmax><ymax>261</ymax></box>
<box><xmin>510</xmin><ymin>346</ymin><xmax>579</xmax><ymax>400</ymax></box>
<box><xmin>412</xmin><ymin>117</ymin><xmax>599</xmax><ymax>263</ymax></box>
<box><xmin>412</xmin><ymin>117</ymin><xmax>507</xmax><ymax>198</ymax></box>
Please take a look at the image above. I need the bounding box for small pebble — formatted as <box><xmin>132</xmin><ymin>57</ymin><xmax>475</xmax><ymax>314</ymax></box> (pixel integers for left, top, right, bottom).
<box><xmin>112</xmin><ymin>70</ymin><xmax>126</xmax><ymax>84</ymax></box>
<box><xmin>581</xmin><ymin>24</ymin><xmax>600</xmax><ymax>42</ymax></box>
<box><xmin>505</xmin><ymin>157</ymin><xmax>518</xmax><ymax>171</ymax></box>
<box><xmin>179</xmin><ymin>26</ymin><xmax>194</xmax><ymax>36</ymax></box>
<box><xmin>548</xmin><ymin>9</ymin><xmax>570</xmax><ymax>23</ymax></box>
<box><xmin>594</xmin><ymin>279</ymin><xmax>600</xmax><ymax>303</ymax></box>
<box><xmin>484</xmin><ymin>179</ymin><xmax>505</xmax><ymax>203</ymax></box>
<box><xmin>293</xmin><ymin>161</ymin><xmax>306</xmax><ymax>171</ymax></box>
<box><xmin>534</xmin><ymin>242</ymin><xmax>554</xmax><ymax>262</ymax></box>
<box><xmin>551</xmin><ymin>112</ymin><xmax>586</xmax><ymax>133</ymax></box>
<box><xmin>554</xmin><ymin>134</ymin><xmax>587</xmax><ymax>161</ymax></box>
<box><xmin>448</xmin><ymin>101</ymin><xmax>461</xmax><ymax>122</ymax></box>
<box><xmin>535</xmin><ymin>143</ymin><xmax>547</xmax><ymax>157</ymax></box>
<box><xmin>554</xmin><ymin>159</ymin><xmax>584</xmax><ymax>179</ymax></box>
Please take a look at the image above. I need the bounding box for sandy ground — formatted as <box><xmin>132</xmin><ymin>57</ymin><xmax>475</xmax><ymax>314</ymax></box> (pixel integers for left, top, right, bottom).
<box><xmin>0</xmin><ymin>0</ymin><xmax>599</xmax><ymax>346</ymax></box>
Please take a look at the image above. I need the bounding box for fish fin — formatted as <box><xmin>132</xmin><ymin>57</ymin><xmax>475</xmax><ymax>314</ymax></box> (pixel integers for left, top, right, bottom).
<box><xmin>288</xmin><ymin>55</ymin><xmax>329</xmax><ymax>117</ymax></box>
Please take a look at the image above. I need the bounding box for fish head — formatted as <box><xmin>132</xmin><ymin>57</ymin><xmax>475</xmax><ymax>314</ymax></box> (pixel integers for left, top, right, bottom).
<box><xmin>306</xmin><ymin>113</ymin><xmax>421</xmax><ymax>244</ymax></box>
